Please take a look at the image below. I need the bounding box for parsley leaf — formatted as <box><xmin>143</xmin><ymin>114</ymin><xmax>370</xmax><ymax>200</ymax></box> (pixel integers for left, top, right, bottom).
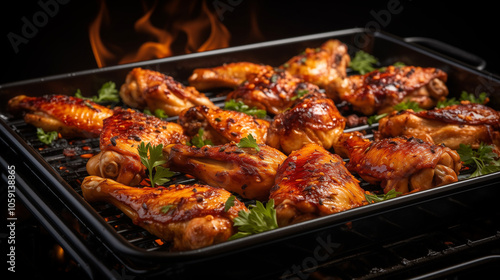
<box><xmin>291</xmin><ymin>89</ymin><xmax>309</xmax><ymax>101</ymax></box>
<box><xmin>160</xmin><ymin>204</ymin><xmax>175</xmax><ymax>214</ymax></box>
<box><xmin>137</xmin><ymin>142</ymin><xmax>173</xmax><ymax>187</ymax></box>
<box><xmin>224</xmin><ymin>195</ymin><xmax>236</xmax><ymax>212</ymax></box>
<box><xmin>229</xmin><ymin>199</ymin><xmax>278</xmax><ymax>240</ymax></box>
<box><xmin>144</xmin><ymin>108</ymin><xmax>168</xmax><ymax>119</ymax></box>
<box><xmin>457</xmin><ymin>143</ymin><xmax>500</xmax><ymax>178</ymax></box>
<box><xmin>74</xmin><ymin>81</ymin><xmax>120</xmax><ymax>103</ymax></box>
<box><xmin>364</xmin><ymin>189</ymin><xmax>401</xmax><ymax>204</ymax></box>
<box><xmin>237</xmin><ymin>134</ymin><xmax>260</xmax><ymax>152</ymax></box>
<box><xmin>437</xmin><ymin>91</ymin><xmax>489</xmax><ymax>108</ymax></box>
<box><xmin>224</xmin><ymin>99</ymin><xmax>266</xmax><ymax>118</ymax></box>
<box><xmin>367</xmin><ymin>101</ymin><xmax>423</xmax><ymax>126</ymax></box>
<box><xmin>187</xmin><ymin>128</ymin><xmax>213</xmax><ymax>148</ymax></box>
<box><xmin>36</xmin><ymin>128</ymin><xmax>58</xmax><ymax>145</ymax></box>
<box><xmin>349</xmin><ymin>50</ymin><xmax>378</xmax><ymax>74</ymax></box>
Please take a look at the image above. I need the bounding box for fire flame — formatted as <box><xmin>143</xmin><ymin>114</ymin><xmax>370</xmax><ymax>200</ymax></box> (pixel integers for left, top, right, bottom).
<box><xmin>89</xmin><ymin>0</ymin><xmax>231</xmax><ymax>68</ymax></box>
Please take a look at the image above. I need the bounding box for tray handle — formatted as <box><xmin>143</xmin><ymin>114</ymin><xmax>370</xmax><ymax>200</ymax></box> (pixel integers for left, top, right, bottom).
<box><xmin>404</xmin><ymin>37</ymin><xmax>486</xmax><ymax>70</ymax></box>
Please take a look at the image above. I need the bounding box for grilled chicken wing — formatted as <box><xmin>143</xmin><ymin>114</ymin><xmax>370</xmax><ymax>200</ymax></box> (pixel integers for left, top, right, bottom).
<box><xmin>334</xmin><ymin>132</ymin><xmax>461</xmax><ymax>194</ymax></box>
<box><xmin>119</xmin><ymin>67</ymin><xmax>216</xmax><ymax>116</ymax></box>
<box><xmin>337</xmin><ymin>66</ymin><xmax>449</xmax><ymax>115</ymax></box>
<box><xmin>270</xmin><ymin>143</ymin><xmax>366</xmax><ymax>227</ymax></box>
<box><xmin>226</xmin><ymin>68</ymin><xmax>323</xmax><ymax>115</ymax></box>
<box><xmin>188</xmin><ymin>62</ymin><xmax>273</xmax><ymax>90</ymax></box>
<box><xmin>280</xmin><ymin>39</ymin><xmax>350</xmax><ymax>102</ymax></box>
<box><xmin>376</xmin><ymin>102</ymin><xmax>500</xmax><ymax>151</ymax></box>
<box><xmin>86</xmin><ymin>108</ymin><xmax>187</xmax><ymax>186</ymax></box>
<box><xmin>267</xmin><ymin>92</ymin><xmax>345</xmax><ymax>154</ymax></box>
<box><xmin>81</xmin><ymin>176</ymin><xmax>247</xmax><ymax>251</ymax></box>
<box><xmin>7</xmin><ymin>94</ymin><xmax>113</xmax><ymax>138</ymax></box>
<box><xmin>178</xmin><ymin>105</ymin><xmax>269</xmax><ymax>145</ymax></box>
<box><xmin>164</xmin><ymin>143</ymin><xmax>287</xmax><ymax>200</ymax></box>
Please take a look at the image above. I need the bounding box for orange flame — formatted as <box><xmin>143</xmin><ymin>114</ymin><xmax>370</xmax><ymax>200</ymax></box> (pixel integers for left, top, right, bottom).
<box><xmin>89</xmin><ymin>0</ymin><xmax>231</xmax><ymax>68</ymax></box>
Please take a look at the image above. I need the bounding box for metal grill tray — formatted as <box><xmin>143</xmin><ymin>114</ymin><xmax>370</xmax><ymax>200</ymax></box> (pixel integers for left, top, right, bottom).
<box><xmin>1</xmin><ymin>28</ymin><xmax>500</xmax><ymax>278</ymax></box>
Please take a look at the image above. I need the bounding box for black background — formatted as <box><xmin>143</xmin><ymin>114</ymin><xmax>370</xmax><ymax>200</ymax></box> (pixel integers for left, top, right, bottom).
<box><xmin>1</xmin><ymin>0</ymin><xmax>499</xmax><ymax>86</ymax></box>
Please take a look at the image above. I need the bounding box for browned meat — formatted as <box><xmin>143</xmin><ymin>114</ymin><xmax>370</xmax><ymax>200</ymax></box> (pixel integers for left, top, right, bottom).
<box><xmin>178</xmin><ymin>105</ymin><xmax>269</xmax><ymax>145</ymax></box>
<box><xmin>334</xmin><ymin>132</ymin><xmax>461</xmax><ymax>194</ymax></box>
<box><xmin>7</xmin><ymin>94</ymin><xmax>113</xmax><ymax>138</ymax></box>
<box><xmin>376</xmin><ymin>102</ymin><xmax>500</xmax><ymax>151</ymax></box>
<box><xmin>270</xmin><ymin>143</ymin><xmax>366</xmax><ymax>227</ymax></box>
<box><xmin>280</xmin><ymin>39</ymin><xmax>350</xmax><ymax>102</ymax></box>
<box><xmin>267</xmin><ymin>92</ymin><xmax>346</xmax><ymax>154</ymax></box>
<box><xmin>86</xmin><ymin>108</ymin><xmax>187</xmax><ymax>186</ymax></box>
<box><xmin>81</xmin><ymin>176</ymin><xmax>247</xmax><ymax>251</ymax></box>
<box><xmin>164</xmin><ymin>143</ymin><xmax>287</xmax><ymax>200</ymax></box>
<box><xmin>119</xmin><ymin>67</ymin><xmax>216</xmax><ymax>116</ymax></box>
<box><xmin>337</xmin><ymin>66</ymin><xmax>449</xmax><ymax>115</ymax></box>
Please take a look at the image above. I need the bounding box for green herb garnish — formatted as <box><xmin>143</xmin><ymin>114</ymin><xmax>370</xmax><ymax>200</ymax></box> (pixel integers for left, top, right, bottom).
<box><xmin>237</xmin><ymin>134</ymin><xmax>260</xmax><ymax>152</ymax></box>
<box><xmin>364</xmin><ymin>189</ymin><xmax>401</xmax><ymax>204</ymax></box>
<box><xmin>229</xmin><ymin>199</ymin><xmax>278</xmax><ymax>240</ymax></box>
<box><xmin>160</xmin><ymin>204</ymin><xmax>175</xmax><ymax>214</ymax></box>
<box><xmin>437</xmin><ymin>91</ymin><xmax>489</xmax><ymax>108</ymax></box>
<box><xmin>367</xmin><ymin>101</ymin><xmax>423</xmax><ymax>125</ymax></box>
<box><xmin>457</xmin><ymin>143</ymin><xmax>500</xmax><ymax>178</ymax></box>
<box><xmin>291</xmin><ymin>89</ymin><xmax>309</xmax><ymax>101</ymax></box>
<box><xmin>144</xmin><ymin>108</ymin><xmax>168</xmax><ymax>119</ymax></box>
<box><xmin>224</xmin><ymin>99</ymin><xmax>266</xmax><ymax>118</ymax></box>
<box><xmin>36</xmin><ymin>128</ymin><xmax>58</xmax><ymax>145</ymax></box>
<box><xmin>75</xmin><ymin>81</ymin><xmax>120</xmax><ymax>103</ymax></box>
<box><xmin>187</xmin><ymin>128</ymin><xmax>213</xmax><ymax>148</ymax></box>
<box><xmin>224</xmin><ymin>195</ymin><xmax>236</xmax><ymax>212</ymax></box>
<box><xmin>349</xmin><ymin>50</ymin><xmax>378</xmax><ymax>74</ymax></box>
<box><xmin>138</xmin><ymin>142</ymin><xmax>174</xmax><ymax>187</ymax></box>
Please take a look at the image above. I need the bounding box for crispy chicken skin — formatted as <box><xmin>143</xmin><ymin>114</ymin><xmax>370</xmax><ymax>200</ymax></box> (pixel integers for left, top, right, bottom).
<box><xmin>188</xmin><ymin>62</ymin><xmax>273</xmax><ymax>90</ymax></box>
<box><xmin>337</xmin><ymin>66</ymin><xmax>449</xmax><ymax>115</ymax></box>
<box><xmin>334</xmin><ymin>132</ymin><xmax>461</xmax><ymax>194</ymax></box>
<box><xmin>81</xmin><ymin>176</ymin><xmax>247</xmax><ymax>251</ymax></box>
<box><xmin>86</xmin><ymin>108</ymin><xmax>187</xmax><ymax>186</ymax></box>
<box><xmin>119</xmin><ymin>67</ymin><xmax>216</xmax><ymax>116</ymax></box>
<box><xmin>270</xmin><ymin>143</ymin><xmax>366</xmax><ymax>227</ymax></box>
<box><xmin>267</xmin><ymin>92</ymin><xmax>346</xmax><ymax>154</ymax></box>
<box><xmin>164</xmin><ymin>143</ymin><xmax>287</xmax><ymax>200</ymax></box>
<box><xmin>226</xmin><ymin>68</ymin><xmax>323</xmax><ymax>115</ymax></box>
<box><xmin>376</xmin><ymin>102</ymin><xmax>500</xmax><ymax>151</ymax></box>
<box><xmin>178</xmin><ymin>105</ymin><xmax>270</xmax><ymax>145</ymax></box>
<box><xmin>280</xmin><ymin>39</ymin><xmax>350</xmax><ymax>102</ymax></box>
<box><xmin>7</xmin><ymin>94</ymin><xmax>113</xmax><ymax>138</ymax></box>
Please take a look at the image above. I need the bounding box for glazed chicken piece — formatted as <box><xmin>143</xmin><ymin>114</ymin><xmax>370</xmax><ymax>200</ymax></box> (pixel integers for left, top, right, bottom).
<box><xmin>7</xmin><ymin>94</ymin><xmax>113</xmax><ymax>138</ymax></box>
<box><xmin>164</xmin><ymin>143</ymin><xmax>287</xmax><ymax>200</ymax></box>
<box><xmin>334</xmin><ymin>132</ymin><xmax>461</xmax><ymax>194</ymax></box>
<box><xmin>280</xmin><ymin>39</ymin><xmax>350</xmax><ymax>102</ymax></box>
<box><xmin>267</xmin><ymin>92</ymin><xmax>346</xmax><ymax>154</ymax></box>
<box><xmin>81</xmin><ymin>176</ymin><xmax>247</xmax><ymax>251</ymax></box>
<box><xmin>226</xmin><ymin>68</ymin><xmax>323</xmax><ymax>115</ymax></box>
<box><xmin>337</xmin><ymin>66</ymin><xmax>449</xmax><ymax>115</ymax></box>
<box><xmin>376</xmin><ymin>102</ymin><xmax>500</xmax><ymax>151</ymax></box>
<box><xmin>270</xmin><ymin>143</ymin><xmax>366</xmax><ymax>227</ymax></box>
<box><xmin>178</xmin><ymin>105</ymin><xmax>270</xmax><ymax>145</ymax></box>
<box><xmin>188</xmin><ymin>62</ymin><xmax>273</xmax><ymax>90</ymax></box>
<box><xmin>119</xmin><ymin>67</ymin><xmax>216</xmax><ymax>116</ymax></box>
<box><xmin>86</xmin><ymin>108</ymin><xmax>187</xmax><ymax>186</ymax></box>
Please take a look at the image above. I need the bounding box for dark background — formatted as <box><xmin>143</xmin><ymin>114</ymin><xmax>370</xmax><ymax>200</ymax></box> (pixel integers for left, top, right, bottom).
<box><xmin>1</xmin><ymin>0</ymin><xmax>499</xmax><ymax>86</ymax></box>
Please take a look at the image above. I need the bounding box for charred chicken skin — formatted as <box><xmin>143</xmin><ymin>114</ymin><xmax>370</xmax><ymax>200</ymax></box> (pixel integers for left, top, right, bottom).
<box><xmin>81</xmin><ymin>176</ymin><xmax>247</xmax><ymax>251</ymax></box>
<box><xmin>86</xmin><ymin>108</ymin><xmax>187</xmax><ymax>186</ymax></box>
<box><xmin>188</xmin><ymin>62</ymin><xmax>273</xmax><ymax>90</ymax></box>
<box><xmin>280</xmin><ymin>39</ymin><xmax>350</xmax><ymax>102</ymax></box>
<box><xmin>226</xmin><ymin>68</ymin><xmax>324</xmax><ymax>115</ymax></box>
<box><xmin>267</xmin><ymin>92</ymin><xmax>346</xmax><ymax>154</ymax></box>
<box><xmin>270</xmin><ymin>143</ymin><xmax>366</xmax><ymax>227</ymax></box>
<box><xmin>337</xmin><ymin>66</ymin><xmax>449</xmax><ymax>115</ymax></box>
<box><xmin>164</xmin><ymin>143</ymin><xmax>287</xmax><ymax>200</ymax></box>
<box><xmin>119</xmin><ymin>67</ymin><xmax>216</xmax><ymax>116</ymax></box>
<box><xmin>376</xmin><ymin>102</ymin><xmax>500</xmax><ymax>151</ymax></box>
<box><xmin>178</xmin><ymin>105</ymin><xmax>270</xmax><ymax>145</ymax></box>
<box><xmin>7</xmin><ymin>94</ymin><xmax>113</xmax><ymax>138</ymax></box>
<box><xmin>334</xmin><ymin>132</ymin><xmax>461</xmax><ymax>194</ymax></box>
